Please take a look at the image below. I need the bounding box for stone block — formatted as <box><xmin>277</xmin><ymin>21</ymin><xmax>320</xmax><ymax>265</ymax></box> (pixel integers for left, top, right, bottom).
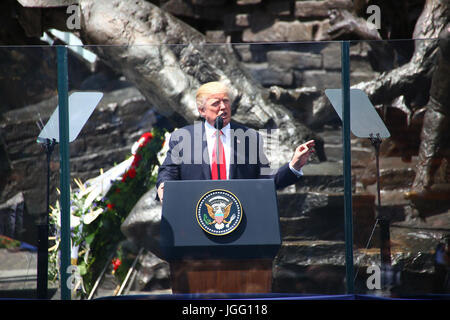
<box><xmin>17</xmin><ymin>0</ymin><xmax>78</xmax><ymax>7</ymax></box>
<box><xmin>267</xmin><ymin>51</ymin><xmax>322</xmax><ymax>70</ymax></box>
<box><xmin>82</xmin><ymin>131</ymin><xmax>124</xmax><ymax>154</ymax></box>
<box><xmin>205</xmin><ymin>30</ymin><xmax>227</xmax><ymax>43</ymax></box>
<box><xmin>295</xmin><ymin>0</ymin><xmax>353</xmax><ymax>19</ymax></box>
<box><xmin>286</xmin><ymin>21</ymin><xmax>316</xmax><ymax>42</ymax></box>
<box><xmin>350</xmin><ymin>71</ymin><xmax>379</xmax><ymax>85</ymax></box>
<box><xmin>243</xmin><ymin>62</ymin><xmax>294</xmax><ymax>87</ymax></box>
<box><xmin>242</xmin><ymin>20</ymin><xmax>315</xmax><ymax>42</ymax></box>
<box><xmin>0</xmin><ymin>122</ymin><xmax>41</xmax><ymax>150</ymax></box>
<box><xmin>301</xmin><ymin>69</ymin><xmax>341</xmax><ymax>88</ymax></box>
<box><xmin>70</xmin><ymin>146</ymin><xmax>130</xmax><ymax>173</ymax></box>
<box><xmin>237</xmin><ymin>0</ymin><xmax>262</xmax><ymax>5</ymax></box>
<box><xmin>235</xmin><ymin>13</ymin><xmax>250</xmax><ymax>27</ymax></box>
<box><xmin>232</xmin><ymin>44</ymin><xmax>253</xmax><ymax>62</ymax></box>
<box><xmin>268</xmin><ymin>86</ymin><xmax>321</xmax><ymax>123</ymax></box>
<box><xmin>314</xmin><ymin>19</ymin><xmax>332</xmax><ymax>41</ymax></box>
<box><xmin>321</xmin><ymin>44</ymin><xmax>341</xmax><ymax>70</ymax></box>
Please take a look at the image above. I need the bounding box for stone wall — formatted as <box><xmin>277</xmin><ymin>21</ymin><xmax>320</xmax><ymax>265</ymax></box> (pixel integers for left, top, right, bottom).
<box><xmin>236</xmin><ymin>41</ymin><xmax>377</xmax><ymax>87</ymax></box>
<box><xmin>156</xmin><ymin>0</ymin><xmax>378</xmax><ymax>87</ymax></box>
<box><xmin>155</xmin><ymin>0</ymin><xmax>353</xmax><ymax>43</ymax></box>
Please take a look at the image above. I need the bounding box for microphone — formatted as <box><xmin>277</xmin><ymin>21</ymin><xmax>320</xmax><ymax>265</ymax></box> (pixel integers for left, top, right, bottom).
<box><xmin>214</xmin><ymin>115</ymin><xmax>224</xmax><ymax>130</ymax></box>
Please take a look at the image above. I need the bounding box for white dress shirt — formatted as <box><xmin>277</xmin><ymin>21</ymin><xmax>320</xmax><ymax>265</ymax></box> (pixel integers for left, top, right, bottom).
<box><xmin>204</xmin><ymin>121</ymin><xmax>231</xmax><ymax>179</ymax></box>
<box><xmin>204</xmin><ymin>121</ymin><xmax>303</xmax><ymax>179</ymax></box>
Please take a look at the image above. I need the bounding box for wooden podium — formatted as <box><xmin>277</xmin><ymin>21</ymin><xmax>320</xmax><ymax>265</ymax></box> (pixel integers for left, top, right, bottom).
<box><xmin>160</xmin><ymin>179</ymin><xmax>281</xmax><ymax>294</ymax></box>
<box><xmin>170</xmin><ymin>259</ymin><xmax>273</xmax><ymax>293</ymax></box>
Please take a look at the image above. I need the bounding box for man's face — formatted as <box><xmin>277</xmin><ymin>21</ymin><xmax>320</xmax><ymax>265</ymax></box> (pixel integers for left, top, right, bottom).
<box><xmin>199</xmin><ymin>92</ymin><xmax>231</xmax><ymax>127</ymax></box>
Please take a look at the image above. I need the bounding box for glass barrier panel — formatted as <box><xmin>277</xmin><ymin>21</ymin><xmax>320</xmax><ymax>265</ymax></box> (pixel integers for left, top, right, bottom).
<box><xmin>350</xmin><ymin>38</ymin><xmax>450</xmax><ymax>296</ymax></box>
<box><xmin>59</xmin><ymin>41</ymin><xmax>345</xmax><ymax>298</ymax></box>
<box><xmin>9</xmin><ymin>39</ymin><xmax>447</xmax><ymax>299</ymax></box>
<box><xmin>0</xmin><ymin>45</ymin><xmax>58</xmax><ymax>299</ymax></box>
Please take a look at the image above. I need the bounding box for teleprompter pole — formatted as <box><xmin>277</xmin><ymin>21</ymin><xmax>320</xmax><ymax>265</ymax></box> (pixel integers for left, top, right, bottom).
<box><xmin>369</xmin><ymin>133</ymin><xmax>392</xmax><ymax>279</ymax></box>
<box><xmin>37</xmin><ymin>138</ymin><xmax>55</xmax><ymax>299</ymax></box>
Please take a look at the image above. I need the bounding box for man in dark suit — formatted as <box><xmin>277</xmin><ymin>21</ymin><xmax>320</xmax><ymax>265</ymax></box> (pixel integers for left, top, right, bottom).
<box><xmin>156</xmin><ymin>82</ymin><xmax>315</xmax><ymax>202</ymax></box>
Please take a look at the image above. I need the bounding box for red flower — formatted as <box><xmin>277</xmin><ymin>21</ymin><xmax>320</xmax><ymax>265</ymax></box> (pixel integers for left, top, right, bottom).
<box><xmin>138</xmin><ymin>132</ymin><xmax>153</xmax><ymax>147</ymax></box>
<box><xmin>112</xmin><ymin>258</ymin><xmax>121</xmax><ymax>271</ymax></box>
<box><xmin>122</xmin><ymin>167</ymin><xmax>137</xmax><ymax>182</ymax></box>
<box><xmin>107</xmin><ymin>203</ymin><xmax>115</xmax><ymax>210</ymax></box>
<box><xmin>131</xmin><ymin>154</ymin><xmax>142</xmax><ymax>168</ymax></box>
<box><xmin>127</xmin><ymin>167</ymin><xmax>137</xmax><ymax>179</ymax></box>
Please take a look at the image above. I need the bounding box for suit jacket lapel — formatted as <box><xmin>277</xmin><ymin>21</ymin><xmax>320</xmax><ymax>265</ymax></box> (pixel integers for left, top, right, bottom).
<box><xmin>229</xmin><ymin>122</ymin><xmax>243</xmax><ymax>180</ymax></box>
<box><xmin>194</xmin><ymin>121</ymin><xmax>212</xmax><ymax>180</ymax></box>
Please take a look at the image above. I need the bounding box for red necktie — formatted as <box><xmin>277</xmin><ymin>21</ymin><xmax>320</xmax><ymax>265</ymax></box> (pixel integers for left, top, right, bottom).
<box><xmin>211</xmin><ymin>131</ymin><xmax>226</xmax><ymax>180</ymax></box>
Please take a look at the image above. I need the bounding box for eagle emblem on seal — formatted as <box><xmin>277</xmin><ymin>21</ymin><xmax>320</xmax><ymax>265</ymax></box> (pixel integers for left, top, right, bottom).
<box><xmin>196</xmin><ymin>190</ymin><xmax>242</xmax><ymax>236</ymax></box>
<box><xmin>205</xmin><ymin>202</ymin><xmax>233</xmax><ymax>230</ymax></box>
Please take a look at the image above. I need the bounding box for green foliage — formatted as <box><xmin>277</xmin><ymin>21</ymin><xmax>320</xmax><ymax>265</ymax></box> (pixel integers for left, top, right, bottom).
<box><xmin>0</xmin><ymin>235</ymin><xmax>21</xmax><ymax>249</ymax></box>
<box><xmin>49</xmin><ymin>127</ymin><xmax>166</xmax><ymax>298</ymax></box>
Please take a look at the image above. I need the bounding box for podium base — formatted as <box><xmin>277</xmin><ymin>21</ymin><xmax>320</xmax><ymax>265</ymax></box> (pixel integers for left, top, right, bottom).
<box><xmin>170</xmin><ymin>259</ymin><xmax>273</xmax><ymax>293</ymax></box>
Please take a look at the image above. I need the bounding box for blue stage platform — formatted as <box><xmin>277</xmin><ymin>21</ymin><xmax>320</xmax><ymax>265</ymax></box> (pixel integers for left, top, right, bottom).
<box><xmin>94</xmin><ymin>293</ymin><xmax>450</xmax><ymax>300</ymax></box>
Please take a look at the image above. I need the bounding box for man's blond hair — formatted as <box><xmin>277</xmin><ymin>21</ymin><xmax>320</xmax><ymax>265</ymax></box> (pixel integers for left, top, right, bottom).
<box><xmin>196</xmin><ymin>81</ymin><xmax>230</xmax><ymax>109</ymax></box>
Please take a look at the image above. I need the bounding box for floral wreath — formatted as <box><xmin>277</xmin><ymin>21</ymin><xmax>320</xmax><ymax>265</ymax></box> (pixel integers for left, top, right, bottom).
<box><xmin>49</xmin><ymin>127</ymin><xmax>169</xmax><ymax>297</ymax></box>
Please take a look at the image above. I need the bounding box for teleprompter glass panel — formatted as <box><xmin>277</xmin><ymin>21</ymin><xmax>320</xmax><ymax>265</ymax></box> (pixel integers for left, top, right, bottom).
<box><xmin>350</xmin><ymin>39</ymin><xmax>449</xmax><ymax>296</ymax></box>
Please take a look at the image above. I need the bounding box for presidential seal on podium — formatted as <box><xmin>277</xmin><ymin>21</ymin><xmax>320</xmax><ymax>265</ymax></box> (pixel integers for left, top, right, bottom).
<box><xmin>196</xmin><ymin>189</ymin><xmax>243</xmax><ymax>236</ymax></box>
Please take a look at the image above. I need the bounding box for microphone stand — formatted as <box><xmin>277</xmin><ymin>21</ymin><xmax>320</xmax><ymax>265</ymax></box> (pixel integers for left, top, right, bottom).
<box><xmin>214</xmin><ymin>116</ymin><xmax>224</xmax><ymax>179</ymax></box>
